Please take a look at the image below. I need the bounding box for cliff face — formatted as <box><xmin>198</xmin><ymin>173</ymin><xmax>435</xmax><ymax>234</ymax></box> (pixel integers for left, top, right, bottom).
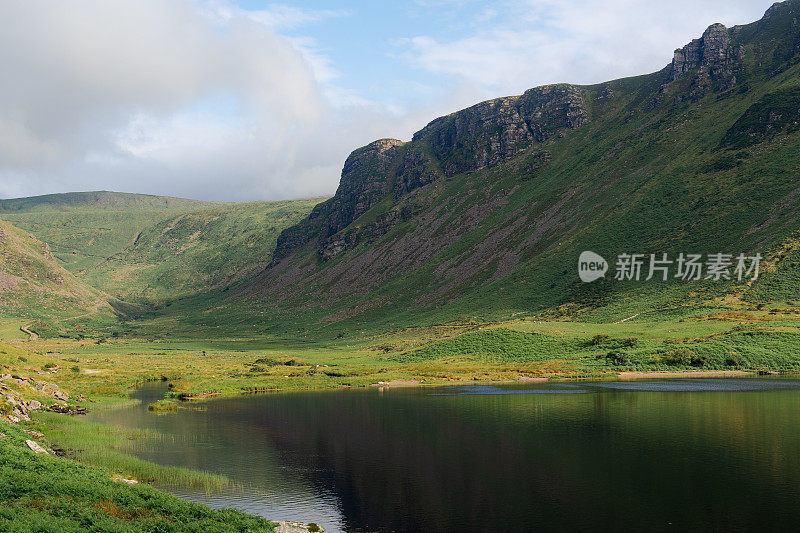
<box><xmin>669</xmin><ymin>23</ymin><xmax>745</xmax><ymax>99</ymax></box>
<box><xmin>256</xmin><ymin>1</ymin><xmax>800</xmax><ymax>325</ymax></box>
<box><xmin>273</xmin><ymin>84</ymin><xmax>589</xmax><ymax>261</ymax></box>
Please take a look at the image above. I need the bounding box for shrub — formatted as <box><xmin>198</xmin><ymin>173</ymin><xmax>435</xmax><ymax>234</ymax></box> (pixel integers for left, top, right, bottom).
<box><xmin>663</xmin><ymin>348</ymin><xmax>693</xmax><ymax>366</ymax></box>
<box><xmin>606</xmin><ymin>351</ymin><xmax>629</xmax><ymax>366</ymax></box>
<box><xmin>622</xmin><ymin>337</ymin><xmax>638</xmax><ymax>347</ymax></box>
<box><xmin>591</xmin><ymin>334</ymin><xmax>610</xmax><ymax>346</ymax></box>
<box><xmin>71</xmin><ymin>366</ymin><xmax>80</xmax><ymax>373</ymax></box>
<box><xmin>725</xmin><ymin>354</ymin><xmax>745</xmax><ymax>367</ymax></box>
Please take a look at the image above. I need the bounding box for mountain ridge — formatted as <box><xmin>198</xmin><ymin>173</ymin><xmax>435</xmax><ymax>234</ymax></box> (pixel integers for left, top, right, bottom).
<box><xmin>228</xmin><ymin>0</ymin><xmax>800</xmax><ymax>330</ymax></box>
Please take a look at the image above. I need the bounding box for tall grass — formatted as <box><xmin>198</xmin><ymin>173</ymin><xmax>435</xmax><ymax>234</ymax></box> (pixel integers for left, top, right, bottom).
<box><xmin>31</xmin><ymin>413</ymin><xmax>230</xmax><ymax>492</ymax></box>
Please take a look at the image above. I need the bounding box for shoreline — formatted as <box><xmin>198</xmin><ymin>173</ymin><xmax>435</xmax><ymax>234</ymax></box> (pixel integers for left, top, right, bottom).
<box><xmin>171</xmin><ymin>369</ymin><xmax>795</xmax><ymax>400</ymax></box>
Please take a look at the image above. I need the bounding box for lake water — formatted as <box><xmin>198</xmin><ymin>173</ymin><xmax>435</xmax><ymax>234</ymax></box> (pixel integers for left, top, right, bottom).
<box><xmin>89</xmin><ymin>379</ymin><xmax>800</xmax><ymax>532</ymax></box>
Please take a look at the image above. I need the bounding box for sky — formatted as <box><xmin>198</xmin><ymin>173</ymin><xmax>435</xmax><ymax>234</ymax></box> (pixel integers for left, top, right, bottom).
<box><xmin>0</xmin><ymin>0</ymin><xmax>778</xmax><ymax>202</ymax></box>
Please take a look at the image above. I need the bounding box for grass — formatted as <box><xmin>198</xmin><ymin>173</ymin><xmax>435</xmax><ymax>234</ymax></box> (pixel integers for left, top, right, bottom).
<box><xmin>28</xmin><ymin>413</ymin><xmax>229</xmax><ymax>492</ymax></box>
<box><xmin>2</xmin><ymin>6</ymin><xmax>800</xmax><ymax>530</ymax></box>
<box><xmin>0</xmin><ymin>420</ymin><xmax>274</xmax><ymax>532</ymax></box>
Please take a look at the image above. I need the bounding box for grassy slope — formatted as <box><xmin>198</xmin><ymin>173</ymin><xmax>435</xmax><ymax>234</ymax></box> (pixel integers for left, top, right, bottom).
<box><xmin>0</xmin><ymin>218</ymin><xmax>112</xmax><ymax>324</ymax></box>
<box><xmin>1</xmin><ymin>192</ymin><xmax>323</xmax><ymax>306</ymax></box>
<box><xmin>205</xmin><ymin>3</ymin><xmax>800</xmax><ymax>337</ymax></box>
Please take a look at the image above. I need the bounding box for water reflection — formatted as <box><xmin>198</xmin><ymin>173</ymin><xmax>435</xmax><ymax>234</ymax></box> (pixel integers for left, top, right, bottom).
<box><xmin>90</xmin><ymin>380</ymin><xmax>800</xmax><ymax>532</ymax></box>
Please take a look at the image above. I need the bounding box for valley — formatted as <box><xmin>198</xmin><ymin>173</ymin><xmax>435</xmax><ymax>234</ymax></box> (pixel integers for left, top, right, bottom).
<box><xmin>3</xmin><ymin>2</ymin><xmax>800</xmax><ymax>531</ymax></box>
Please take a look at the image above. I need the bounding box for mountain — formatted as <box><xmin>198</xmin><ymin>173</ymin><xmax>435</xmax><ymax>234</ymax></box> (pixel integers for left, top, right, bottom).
<box><xmin>1</xmin><ymin>192</ymin><xmax>323</xmax><ymax>306</ymax></box>
<box><xmin>0</xmin><ymin>218</ymin><xmax>109</xmax><ymax>323</ymax></box>
<box><xmin>0</xmin><ymin>191</ymin><xmax>218</xmax><ymax>213</ymax></box>
<box><xmin>232</xmin><ymin>1</ymin><xmax>800</xmax><ymax>329</ymax></box>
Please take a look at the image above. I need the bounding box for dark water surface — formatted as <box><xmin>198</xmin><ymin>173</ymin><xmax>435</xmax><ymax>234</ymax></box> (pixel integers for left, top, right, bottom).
<box><xmin>90</xmin><ymin>379</ymin><xmax>800</xmax><ymax>532</ymax></box>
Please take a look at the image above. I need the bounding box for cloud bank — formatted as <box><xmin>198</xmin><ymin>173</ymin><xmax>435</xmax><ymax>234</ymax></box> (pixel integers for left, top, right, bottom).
<box><xmin>0</xmin><ymin>0</ymin><xmax>775</xmax><ymax>201</ymax></box>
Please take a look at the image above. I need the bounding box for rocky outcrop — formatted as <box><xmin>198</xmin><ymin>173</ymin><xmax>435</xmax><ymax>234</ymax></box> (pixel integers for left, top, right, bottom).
<box><xmin>273</xmin><ymin>139</ymin><xmax>408</xmax><ymax>261</ymax></box>
<box><xmin>412</xmin><ymin>85</ymin><xmax>586</xmax><ymax>176</ymax></box>
<box><xmin>669</xmin><ymin>23</ymin><xmax>745</xmax><ymax>97</ymax></box>
<box><xmin>273</xmin><ymin>85</ymin><xmax>586</xmax><ymax>261</ymax></box>
<box><xmin>322</xmin><ymin>139</ymin><xmax>405</xmax><ymax>238</ymax></box>
<box><xmin>0</xmin><ymin>373</ymin><xmax>73</xmax><ymax>424</ymax></box>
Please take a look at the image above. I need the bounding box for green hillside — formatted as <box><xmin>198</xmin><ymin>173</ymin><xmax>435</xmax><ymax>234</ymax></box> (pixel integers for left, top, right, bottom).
<box><xmin>0</xmin><ymin>218</ymin><xmax>111</xmax><ymax>324</ymax></box>
<box><xmin>1</xmin><ymin>192</ymin><xmax>322</xmax><ymax>306</ymax></box>
<box><xmin>199</xmin><ymin>0</ymin><xmax>800</xmax><ymax>333</ymax></box>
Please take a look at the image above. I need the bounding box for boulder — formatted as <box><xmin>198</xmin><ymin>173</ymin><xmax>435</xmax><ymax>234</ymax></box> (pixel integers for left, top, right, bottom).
<box><xmin>25</xmin><ymin>440</ymin><xmax>48</xmax><ymax>454</ymax></box>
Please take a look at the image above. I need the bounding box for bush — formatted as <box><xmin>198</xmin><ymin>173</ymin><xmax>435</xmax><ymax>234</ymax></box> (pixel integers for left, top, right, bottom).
<box><xmin>725</xmin><ymin>354</ymin><xmax>745</xmax><ymax>367</ymax></box>
<box><xmin>622</xmin><ymin>337</ymin><xmax>638</xmax><ymax>347</ymax></box>
<box><xmin>591</xmin><ymin>334</ymin><xmax>610</xmax><ymax>346</ymax></box>
<box><xmin>71</xmin><ymin>366</ymin><xmax>80</xmax><ymax>373</ymax></box>
<box><xmin>606</xmin><ymin>351</ymin><xmax>629</xmax><ymax>366</ymax></box>
<box><xmin>663</xmin><ymin>348</ymin><xmax>693</xmax><ymax>366</ymax></box>
<box><xmin>148</xmin><ymin>400</ymin><xmax>179</xmax><ymax>413</ymax></box>
<box><xmin>690</xmin><ymin>354</ymin><xmax>710</xmax><ymax>367</ymax></box>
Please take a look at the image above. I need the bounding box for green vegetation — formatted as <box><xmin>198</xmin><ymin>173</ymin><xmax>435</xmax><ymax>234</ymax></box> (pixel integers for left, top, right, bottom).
<box><xmin>0</xmin><ymin>420</ymin><xmax>273</xmax><ymax>532</ymax></box>
<box><xmin>147</xmin><ymin>400</ymin><xmax>179</xmax><ymax>413</ymax></box>
<box><xmin>29</xmin><ymin>413</ymin><xmax>228</xmax><ymax>491</ymax></box>
<box><xmin>1</xmin><ymin>191</ymin><xmax>322</xmax><ymax>307</ymax></box>
<box><xmin>4</xmin><ymin>4</ymin><xmax>800</xmax><ymax>530</ymax></box>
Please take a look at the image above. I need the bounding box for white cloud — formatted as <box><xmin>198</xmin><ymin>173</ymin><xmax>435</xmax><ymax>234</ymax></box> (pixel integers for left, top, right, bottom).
<box><xmin>0</xmin><ymin>0</ymin><xmax>780</xmax><ymax>202</ymax></box>
<box><xmin>242</xmin><ymin>4</ymin><xmax>347</xmax><ymax>31</ymax></box>
<box><xmin>403</xmin><ymin>0</ymin><xmax>776</xmax><ymax>95</ymax></box>
<box><xmin>0</xmin><ymin>0</ymin><xmax>361</xmax><ymax>201</ymax></box>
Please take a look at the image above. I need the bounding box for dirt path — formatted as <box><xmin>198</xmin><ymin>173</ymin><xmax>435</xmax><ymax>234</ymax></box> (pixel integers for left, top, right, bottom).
<box><xmin>615</xmin><ymin>313</ymin><xmax>641</xmax><ymax>324</ymax></box>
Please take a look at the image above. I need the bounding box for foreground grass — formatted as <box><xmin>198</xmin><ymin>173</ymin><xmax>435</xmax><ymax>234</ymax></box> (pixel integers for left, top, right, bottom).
<box><xmin>0</xmin><ymin>421</ymin><xmax>273</xmax><ymax>532</ymax></box>
<box><xmin>29</xmin><ymin>413</ymin><xmax>229</xmax><ymax>492</ymax></box>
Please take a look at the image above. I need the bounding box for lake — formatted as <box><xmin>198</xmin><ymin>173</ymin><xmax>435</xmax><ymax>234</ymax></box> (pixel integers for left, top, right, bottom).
<box><xmin>89</xmin><ymin>379</ymin><xmax>800</xmax><ymax>532</ymax></box>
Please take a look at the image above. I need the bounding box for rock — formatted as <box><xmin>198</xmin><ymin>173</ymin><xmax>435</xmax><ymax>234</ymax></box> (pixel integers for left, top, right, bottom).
<box><xmin>48</xmin><ymin>404</ymin><xmax>87</xmax><ymax>415</ymax></box>
<box><xmin>111</xmin><ymin>476</ymin><xmax>139</xmax><ymax>484</ymax></box>
<box><xmin>0</xmin><ymin>374</ymin><xmax>10</xmax><ymax>381</ymax></box>
<box><xmin>669</xmin><ymin>23</ymin><xmax>745</xmax><ymax>98</ymax></box>
<box><xmin>7</xmin><ymin>415</ymin><xmax>19</xmax><ymax>424</ymax></box>
<box><xmin>12</xmin><ymin>408</ymin><xmax>30</xmax><ymax>421</ymax></box>
<box><xmin>275</xmin><ymin>521</ymin><xmax>323</xmax><ymax>533</ymax></box>
<box><xmin>53</xmin><ymin>391</ymin><xmax>68</xmax><ymax>401</ymax></box>
<box><xmin>25</xmin><ymin>430</ymin><xmax>45</xmax><ymax>440</ymax></box>
<box><xmin>273</xmin><ymin>84</ymin><xmax>586</xmax><ymax>262</ymax></box>
<box><xmin>29</xmin><ymin>400</ymin><xmax>41</xmax><ymax>410</ymax></box>
<box><xmin>0</xmin><ymin>433</ymin><xmax>5</xmax><ymax>438</ymax></box>
<box><xmin>414</xmin><ymin>84</ymin><xmax>587</xmax><ymax>177</ymax></box>
<box><xmin>25</xmin><ymin>440</ymin><xmax>48</xmax><ymax>454</ymax></box>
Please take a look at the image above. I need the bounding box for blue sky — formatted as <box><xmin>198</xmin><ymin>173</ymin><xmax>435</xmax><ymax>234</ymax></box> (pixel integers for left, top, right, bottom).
<box><xmin>0</xmin><ymin>0</ymin><xmax>778</xmax><ymax>201</ymax></box>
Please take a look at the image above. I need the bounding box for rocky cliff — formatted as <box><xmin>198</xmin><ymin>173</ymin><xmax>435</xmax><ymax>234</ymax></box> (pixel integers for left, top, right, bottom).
<box><xmin>255</xmin><ymin>1</ymin><xmax>800</xmax><ymax>325</ymax></box>
<box><xmin>273</xmin><ymin>84</ymin><xmax>589</xmax><ymax>261</ymax></box>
